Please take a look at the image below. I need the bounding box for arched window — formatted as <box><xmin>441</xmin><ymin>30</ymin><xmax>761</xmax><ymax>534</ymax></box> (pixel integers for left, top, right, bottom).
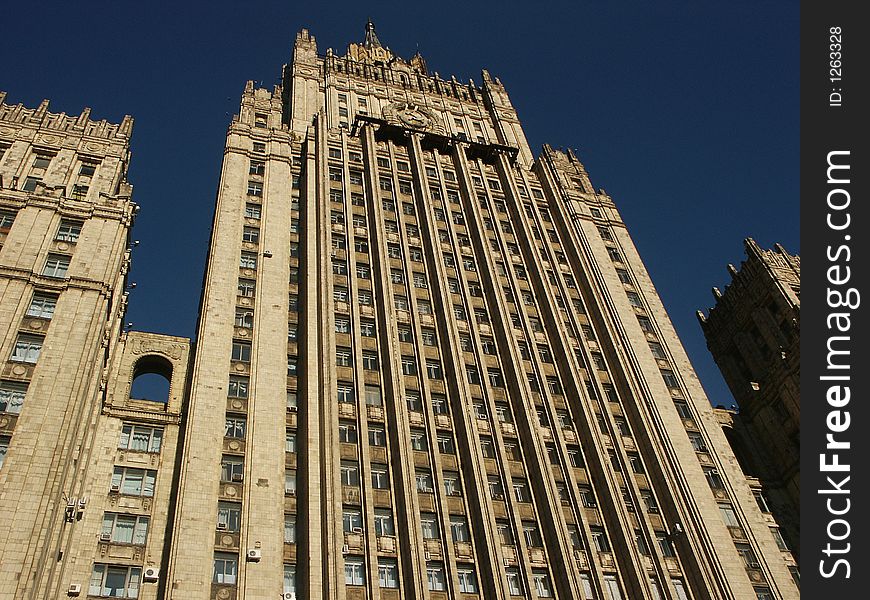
<box><xmin>129</xmin><ymin>355</ymin><xmax>173</xmax><ymax>403</ymax></box>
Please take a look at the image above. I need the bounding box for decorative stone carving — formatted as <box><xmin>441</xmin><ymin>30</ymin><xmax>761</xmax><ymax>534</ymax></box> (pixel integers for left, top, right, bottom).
<box><xmin>382</xmin><ymin>102</ymin><xmax>444</xmax><ymax>134</ymax></box>
<box><xmin>129</xmin><ymin>338</ymin><xmax>184</xmax><ymax>360</ymax></box>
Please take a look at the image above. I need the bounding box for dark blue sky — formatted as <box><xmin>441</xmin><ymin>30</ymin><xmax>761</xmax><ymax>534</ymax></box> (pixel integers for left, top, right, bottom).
<box><xmin>1</xmin><ymin>1</ymin><xmax>798</xmax><ymax>407</ymax></box>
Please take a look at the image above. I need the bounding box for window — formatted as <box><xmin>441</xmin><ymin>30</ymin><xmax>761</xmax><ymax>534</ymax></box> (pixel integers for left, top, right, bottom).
<box><xmin>378</xmin><ymin>559</ymin><xmax>399</xmax><ymax>589</ymax></box>
<box><xmin>401</xmin><ymin>355</ymin><xmax>417</xmax><ymax>376</ymax></box>
<box><xmin>0</xmin><ymin>380</ymin><xmax>27</xmax><ymax>414</ymax></box>
<box><xmin>770</xmin><ymin>526</ymin><xmax>789</xmax><ymax>550</ymax></box>
<box><xmin>340</xmin><ymin>461</ymin><xmax>360</xmax><ymax>486</ymax></box>
<box><xmin>420</xmin><ymin>328</ymin><xmax>437</xmax><ymax>346</ymax></box>
<box><xmin>523</xmin><ymin>522</ymin><xmax>543</xmax><ymax>547</ymax></box>
<box><xmin>284</xmin><ymin>469</ymin><xmax>296</xmax><ymax>496</ymax></box>
<box><xmin>23</xmin><ymin>176</ymin><xmax>42</xmax><ymax>192</ymax></box>
<box><xmin>227</xmin><ymin>375</ymin><xmax>249</xmax><ymax>399</ymax></box>
<box><xmin>718</xmin><ymin>503</ymin><xmax>740</xmax><ymax>528</ymax></box>
<box><xmin>247</xmin><ymin>181</ymin><xmax>263</xmax><ymax>197</ymax></box>
<box><xmin>334</xmin><ymin>383</ymin><xmax>354</xmax><ymax>405</ymax></box>
<box><xmin>591</xmin><ymin>527</ymin><xmax>610</xmax><ymax>552</ymax></box>
<box><xmin>371</xmin><ymin>464</ymin><xmax>390</xmax><ymax>489</ymax></box>
<box><xmin>89</xmin><ymin>564</ymin><xmax>142</xmax><ymax>598</ymax></box>
<box><xmin>533</xmin><ymin>571</ymin><xmax>553</xmax><ymax>598</ymax></box>
<box><xmin>368</xmin><ymin>425</ymin><xmax>386</xmax><ymax>447</ymax></box>
<box><xmin>627</xmin><ymin>291</ymin><xmax>643</xmax><ymax>307</ymax></box>
<box><xmin>22</xmin><ymin>292</ymin><xmax>57</xmax><ymax>320</ymax></box>
<box><xmin>0</xmin><ymin>210</ymin><xmax>16</xmax><ymax>231</ymax></box>
<box><xmin>119</xmin><ymin>424</ymin><xmax>163</xmax><ymax>452</ymax></box>
<box><xmin>329</xmin><ymin>168</ymin><xmax>342</xmax><ymax>182</ymax></box>
<box><xmin>410</xmin><ymin>429</ymin><xmax>428</xmax><ymax>451</ymax></box>
<box><xmin>336</xmin><ymin>347</ymin><xmax>353</xmax><ymax>367</ymax></box>
<box><xmin>285</xmin><ymin>430</ymin><xmax>297</xmax><ymax>453</ymax></box>
<box><xmin>11</xmin><ymin>334</ymin><xmax>43</xmax><ymax>363</ymax></box>
<box><xmin>735</xmin><ymin>542</ymin><xmax>760</xmax><ymax>568</ymax></box>
<box><xmin>688</xmin><ymin>431</ymin><xmax>708</xmax><ymax>452</ymax></box>
<box><xmin>443</xmin><ymin>471</ymin><xmax>461</xmax><ymax>496</ymax></box>
<box><xmin>284</xmin><ymin>565</ymin><xmax>297</xmax><ymax>595</ymax></box>
<box><xmin>426</xmin><ymin>360</ymin><xmax>443</xmax><ymax>380</ymax></box>
<box><xmin>406</xmin><ymin>391</ymin><xmax>422</xmax><ymax>412</ymax></box>
<box><xmin>661</xmin><ymin>369</ymin><xmax>679</xmax><ymax>388</ymax></box>
<box><xmin>230</xmin><ymin>341</ymin><xmax>252</xmax><ymax>363</ymax></box>
<box><xmin>218</xmin><ymin>501</ymin><xmax>242</xmax><ymax>532</ymax></box>
<box><xmin>512</xmin><ymin>479</ymin><xmax>531</xmax><ymax>502</ymax></box>
<box><xmin>343</xmin><ymin>508</ymin><xmax>363</xmax><ymax>532</ymax></box>
<box><xmin>505</xmin><ymin>567</ymin><xmax>523</xmax><ymax>596</ymax></box>
<box><xmin>333</xmin><ymin>287</ymin><xmax>349</xmax><ymax>303</ymax></box>
<box><xmin>466</xmin><ymin>365</ymin><xmax>480</xmax><ymax>385</ymax></box>
<box><xmin>604</xmin><ymin>575</ymin><xmax>624</xmax><ymax>600</ymax></box>
<box><xmin>374</xmin><ymin>509</ymin><xmax>395</xmax><ymax>536</ymax></box>
<box><xmin>239</xmin><ymin>251</ymin><xmax>257</xmax><ymax>269</ymax></box>
<box><xmin>656</xmin><ymin>531</ymin><xmax>676</xmax><ymax>557</ymax></box>
<box><xmin>427</xmin><ymin>562</ymin><xmax>446</xmax><ymax>591</ymax></box>
<box><xmin>356</xmin><ymin>263</ymin><xmax>370</xmax><ymax>279</ymax></box>
<box><xmin>417</xmin><ymin>299</ymin><xmax>432</xmax><ymax>315</ymax></box>
<box><xmin>237</xmin><ymin>278</ymin><xmax>255</xmax><ymax>297</ymax></box>
<box><xmin>416</xmin><ymin>470</ymin><xmax>434</xmax><ymax>493</ymax></box>
<box><xmin>344</xmin><ymin>557</ymin><xmax>366</xmax><ymax>586</ymax></box>
<box><xmin>339</xmin><ymin>421</ymin><xmax>358</xmax><ymax>443</ymax></box>
<box><xmin>362</xmin><ymin>351</ymin><xmax>379</xmax><ymax>371</ymax></box>
<box><xmin>437</xmin><ymin>433</ymin><xmax>455</xmax><ymax>454</ymax></box>
<box><xmin>649</xmin><ymin>341</ymin><xmax>667</xmax><ymax>359</ymax></box>
<box><xmin>42</xmin><ymin>254</ymin><xmax>70</xmax><ymax>278</ymax></box>
<box><xmin>421</xmin><ymin>513</ymin><xmax>440</xmax><ymax>538</ymax></box>
<box><xmin>101</xmin><ymin>513</ymin><xmax>149</xmax><ymax>545</ymax></box>
<box><xmin>458</xmin><ymin>565</ymin><xmax>478</xmax><ymax>593</ymax></box>
<box><xmin>111</xmin><ymin>466</ymin><xmax>157</xmax><ymax>496</ymax></box>
<box><xmin>334</xmin><ymin>316</ymin><xmax>350</xmax><ymax>334</ymax></box>
<box><xmin>56</xmin><ymin>220</ymin><xmax>83</xmax><ymax>243</ymax></box>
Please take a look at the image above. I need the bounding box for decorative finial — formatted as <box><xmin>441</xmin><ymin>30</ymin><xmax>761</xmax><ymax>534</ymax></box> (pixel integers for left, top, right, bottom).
<box><xmin>364</xmin><ymin>18</ymin><xmax>382</xmax><ymax>49</ymax></box>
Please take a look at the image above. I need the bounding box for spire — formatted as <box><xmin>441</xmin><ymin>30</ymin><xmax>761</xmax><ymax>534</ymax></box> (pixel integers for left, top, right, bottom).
<box><xmin>364</xmin><ymin>19</ymin><xmax>382</xmax><ymax>49</ymax></box>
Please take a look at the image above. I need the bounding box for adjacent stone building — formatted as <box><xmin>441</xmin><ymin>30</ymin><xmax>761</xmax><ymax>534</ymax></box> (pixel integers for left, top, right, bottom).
<box><xmin>699</xmin><ymin>239</ymin><xmax>800</xmax><ymax>563</ymax></box>
<box><xmin>1</xmin><ymin>22</ymin><xmax>798</xmax><ymax>600</ymax></box>
<box><xmin>0</xmin><ymin>93</ymin><xmax>190</xmax><ymax>600</ymax></box>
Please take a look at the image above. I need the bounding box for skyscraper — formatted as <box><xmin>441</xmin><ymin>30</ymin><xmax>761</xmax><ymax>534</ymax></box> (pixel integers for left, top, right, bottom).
<box><xmin>0</xmin><ymin>23</ymin><xmax>798</xmax><ymax>600</ymax></box>
<box><xmin>699</xmin><ymin>240</ymin><xmax>800</xmax><ymax>562</ymax></box>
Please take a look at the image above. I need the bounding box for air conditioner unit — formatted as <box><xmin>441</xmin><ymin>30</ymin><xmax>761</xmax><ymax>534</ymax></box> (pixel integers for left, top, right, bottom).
<box><xmin>100</xmin><ymin>533</ymin><xmax>112</xmax><ymax>542</ymax></box>
<box><xmin>143</xmin><ymin>567</ymin><xmax>159</xmax><ymax>583</ymax></box>
<box><xmin>246</xmin><ymin>549</ymin><xmax>262</xmax><ymax>562</ymax></box>
<box><xmin>288</xmin><ymin>406</ymin><xmax>298</xmax><ymax>412</ymax></box>
<box><xmin>216</xmin><ymin>522</ymin><xmax>228</xmax><ymax>531</ymax></box>
<box><xmin>67</xmin><ymin>583</ymin><xmax>82</xmax><ymax>596</ymax></box>
<box><xmin>231</xmin><ymin>473</ymin><xmax>244</xmax><ymax>483</ymax></box>
<box><xmin>109</xmin><ymin>484</ymin><xmax>120</xmax><ymax>493</ymax></box>
<box><xmin>352</xmin><ymin>527</ymin><xmax>362</xmax><ymax>533</ymax></box>
<box><xmin>341</xmin><ymin>544</ymin><xmax>350</xmax><ymax>555</ymax></box>
<box><xmin>503</xmin><ymin>558</ymin><xmax>511</xmax><ymax>567</ymax></box>
<box><xmin>424</xmin><ymin>551</ymin><xmax>431</xmax><ymax>560</ymax></box>
<box><xmin>284</xmin><ymin>593</ymin><xmax>296</xmax><ymax>600</ymax></box>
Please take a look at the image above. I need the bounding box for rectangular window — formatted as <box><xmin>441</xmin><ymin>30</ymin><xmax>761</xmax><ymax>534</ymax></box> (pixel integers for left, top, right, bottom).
<box><xmin>12</xmin><ymin>334</ymin><xmax>43</xmax><ymax>363</ymax></box>
<box><xmin>242</xmin><ymin>226</ymin><xmax>260</xmax><ymax>243</ymax></box>
<box><xmin>119</xmin><ymin>424</ymin><xmax>163</xmax><ymax>452</ymax></box>
<box><xmin>42</xmin><ymin>254</ymin><xmax>71</xmax><ymax>278</ymax></box>
<box><xmin>427</xmin><ymin>562</ymin><xmax>446</xmax><ymax>591</ymax></box>
<box><xmin>0</xmin><ymin>380</ymin><xmax>28</xmax><ymax>414</ymax></box>
<box><xmin>227</xmin><ymin>375</ymin><xmax>249</xmax><ymax>399</ymax></box>
<box><xmin>100</xmin><ymin>512</ymin><xmax>150</xmax><ymax>546</ymax></box>
<box><xmin>56</xmin><ymin>220</ymin><xmax>83</xmax><ymax>243</ymax></box>
<box><xmin>345</xmin><ymin>558</ymin><xmax>366</xmax><ymax>586</ymax></box>
<box><xmin>111</xmin><ymin>466</ymin><xmax>157</xmax><ymax>496</ymax></box>
<box><xmin>89</xmin><ymin>564</ymin><xmax>142</xmax><ymax>598</ymax></box>
<box><xmin>247</xmin><ymin>181</ymin><xmax>263</xmax><ymax>196</ymax></box>
<box><xmin>217</xmin><ymin>501</ymin><xmax>241</xmax><ymax>532</ymax></box>
<box><xmin>26</xmin><ymin>293</ymin><xmax>58</xmax><ymax>319</ymax></box>
<box><xmin>237</xmin><ymin>278</ymin><xmax>255</xmax><ymax>298</ymax></box>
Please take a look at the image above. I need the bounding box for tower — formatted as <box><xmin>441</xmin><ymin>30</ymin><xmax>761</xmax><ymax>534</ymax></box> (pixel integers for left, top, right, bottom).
<box><xmin>699</xmin><ymin>240</ymin><xmax>800</xmax><ymax>562</ymax></box>
<box><xmin>166</xmin><ymin>22</ymin><xmax>799</xmax><ymax>600</ymax></box>
<box><xmin>0</xmin><ymin>93</ymin><xmax>191</xmax><ymax>599</ymax></box>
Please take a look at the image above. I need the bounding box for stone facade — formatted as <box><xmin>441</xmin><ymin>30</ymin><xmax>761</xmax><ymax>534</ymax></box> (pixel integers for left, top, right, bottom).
<box><xmin>0</xmin><ymin>21</ymin><xmax>799</xmax><ymax>600</ymax></box>
<box><xmin>699</xmin><ymin>240</ymin><xmax>800</xmax><ymax>563</ymax></box>
<box><xmin>0</xmin><ymin>93</ymin><xmax>191</xmax><ymax>599</ymax></box>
